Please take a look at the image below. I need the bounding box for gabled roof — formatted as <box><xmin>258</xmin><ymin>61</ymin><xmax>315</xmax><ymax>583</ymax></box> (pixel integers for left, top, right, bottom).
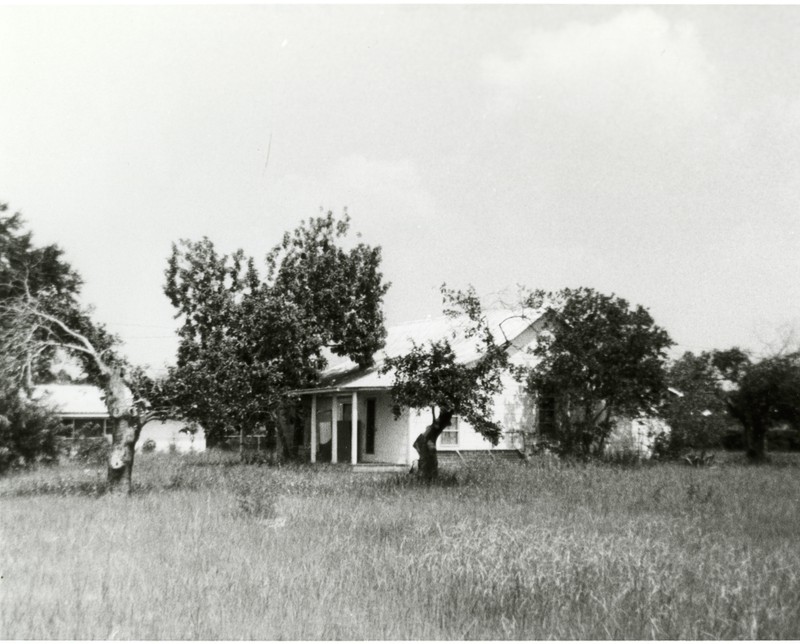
<box><xmin>290</xmin><ymin>308</ymin><xmax>548</xmax><ymax>395</ymax></box>
<box><xmin>31</xmin><ymin>384</ymin><xmax>109</xmax><ymax>418</ymax></box>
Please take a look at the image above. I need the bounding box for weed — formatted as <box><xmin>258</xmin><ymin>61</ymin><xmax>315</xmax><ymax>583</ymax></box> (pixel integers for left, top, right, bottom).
<box><xmin>1</xmin><ymin>453</ymin><xmax>799</xmax><ymax>639</ymax></box>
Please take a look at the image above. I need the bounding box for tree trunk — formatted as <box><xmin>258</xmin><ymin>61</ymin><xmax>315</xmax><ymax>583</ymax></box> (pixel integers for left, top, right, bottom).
<box><xmin>103</xmin><ymin>368</ymin><xmax>141</xmax><ymax>494</ymax></box>
<box><xmin>745</xmin><ymin>419</ymin><xmax>768</xmax><ymax>463</ymax></box>
<box><xmin>272</xmin><ymin>405</ymin><xmax>295</xmax><ymax>462</ymax></box>
<box><xmin>413</xmin><ymin>409</ymin><xmax>453</xmax><ymax>480</ymax></box>
<box><xmin>107</xmin><ymin>416</ymin><xmax>139</xmax><ymax>494</ymax></box>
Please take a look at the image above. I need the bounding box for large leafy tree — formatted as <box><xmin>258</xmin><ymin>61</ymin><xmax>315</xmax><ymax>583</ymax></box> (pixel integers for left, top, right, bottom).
<box><xmin>0</xmin><ymin>204</ymin><xmax>112</xmax><ymax>385</ymax></box>
<box><xmin>659</xmin><ymin>351</ymin><xmax>733</xmax><ymax>458</ymax></box>
<box><xmin>382</xmin><ymin>286</ymin><xmax>515</xmax><ymax>479</ymax></box>
<box><xmin>711</xmin><ymin>348</ymin><xmax>800</xmax><ymax>462</ymax></box>
<box><xmin>0</xmin><ymin>203</ymin><xmax>153</xmax><ymax>489</ymax></box>
<box><xmin>163</xmin><ymin>211</ymin><xmax>389</xmax><ymax>448</ymax></box>
<box><xmin>524</xmin><ymin>287</ymin><xmax>673</xmax><ymax>457</ymax></box>
<box><xmin>0</xmin><ymin>297</ymin><xmax>61</xmax><ymax>471</ymax></box>
<box><xmin>1</xmin><ymin>205</ymin><xmax>90</xmax><ymax>471</ymax></box>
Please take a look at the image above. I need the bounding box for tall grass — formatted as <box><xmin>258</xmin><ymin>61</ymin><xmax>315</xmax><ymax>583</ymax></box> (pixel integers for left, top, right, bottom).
<box><xmin>1</xmin><ymin>453</ymin><xmax>799</xmax><ymax>639</ymax></box>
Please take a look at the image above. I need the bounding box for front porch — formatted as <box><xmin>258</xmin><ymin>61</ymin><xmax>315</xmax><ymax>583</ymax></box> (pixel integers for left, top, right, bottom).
<box><xmin>300</xmin><ymin>389</ymin><xmax>413</xmax><ymax>466</ymax></box>
<box><xmin>308</xmin><ymin>391</ymin><xmax>358</xmax><ymax>464</ymax></box>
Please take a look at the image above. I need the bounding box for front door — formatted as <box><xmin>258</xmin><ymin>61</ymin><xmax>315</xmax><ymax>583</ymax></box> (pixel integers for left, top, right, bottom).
<box><xmin>337</xmin><ymin>403</ymin><xmax>352</xmax><ymax>463</ymax></box>
<box><xmin>366</xmin><ymin>398</ymin><xmax>376</xmax><ymax>455</ymax></box>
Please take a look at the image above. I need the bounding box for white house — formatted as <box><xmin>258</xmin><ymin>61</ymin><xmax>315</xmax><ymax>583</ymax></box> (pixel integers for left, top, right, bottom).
<box><xmin>32</xmin><ymin>383</ymin><xmax>111</xmax><ymax>439</ymax></box>
<box><xmin>289</xmin><ymin>309</ymin><xmax>669</xmax><ymax>465</ymax></box>
<box><xmin>288</xmin><ymin>310</ymin><xmax>550</xmax><ymax>466</ymax></box>
<box><xmin>32</xmin><ymin>383</ymin><xmax>205</xmax><ymax>453</ymax></box>
<box><xmin>138</xmin><ymin>419</ymin><xmax>206</xmax><ymax>454</ymax></box>
<box><xmin>604</xmin><ymin>416</ymin><xmax>669</xmax><ymax>459</ymax></box>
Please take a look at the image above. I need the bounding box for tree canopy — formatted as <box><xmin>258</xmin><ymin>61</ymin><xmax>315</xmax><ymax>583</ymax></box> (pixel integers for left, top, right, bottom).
<box><xmin>382</xmin><ymin>286</ymin><xmax>516</xmax><ymax>477</ymax></box>
<box><xmin>0</xmin><ymin>203</ymin><xmax>123</xmax><ymax>471</ymax></box>
<box><xmin>163</xmin><ymin>211</ymin><xmax>390</xmax><ymax>447</ymax></box>
<box><xmin>0</xmin><ymin>203</ymin><xmax>119</xmax><ymax>386</ymax></box>
<box><xmin>524</xmin><ymin>287</ymin><xmax>674</xmax><ymax>457</ymax></box>
<box><xmin>659</xmin><ymin>351</ymin><xmax>734</xmax><ymax>457</ymax></box>
<box><xmin>710</xmin><ymin>348</ymin><xmax>800</xmax><ymax>461</ymax></box>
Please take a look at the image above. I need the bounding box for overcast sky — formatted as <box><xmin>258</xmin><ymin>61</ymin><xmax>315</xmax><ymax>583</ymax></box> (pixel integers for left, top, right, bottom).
<box><xmin>2</xmin><ymin>5</ymin><xmax>799</xmax><ymax>370</ymax></box>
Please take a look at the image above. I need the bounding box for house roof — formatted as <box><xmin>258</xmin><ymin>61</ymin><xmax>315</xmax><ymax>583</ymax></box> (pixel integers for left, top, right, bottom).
<box><xmin>290</xmin><ymin>308</ymin><xmax>547</xmax><ymax>395</ymax></box>
<box><xmin>31</xmin><ymin>384</ymin><xmax>109</xmax><ymax>418</ymax></box>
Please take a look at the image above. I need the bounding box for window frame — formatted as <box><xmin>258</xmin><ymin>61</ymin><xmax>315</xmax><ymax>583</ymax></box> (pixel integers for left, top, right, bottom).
<box><xmin>440</xmin><ymin>416</ymin><xmax>460</xmax><ymax>447</ymax></box>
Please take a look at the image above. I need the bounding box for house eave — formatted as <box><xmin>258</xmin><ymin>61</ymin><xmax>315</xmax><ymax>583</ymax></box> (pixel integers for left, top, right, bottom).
<box><xmin>286</xmin><ymin>385</ymin><xmax>391</xmax><ymax>397</ymax></box>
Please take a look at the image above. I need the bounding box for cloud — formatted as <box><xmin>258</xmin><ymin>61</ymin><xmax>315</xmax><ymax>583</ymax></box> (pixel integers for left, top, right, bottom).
<box><xmin>475</xmin><ymin>8</ymin><xmax>726</xmax><ymax>249</ymax></box>
<box><xmin>482</xmin><ymin>8</ymin><xmax>715</xmax><ymax>126</ymax></box>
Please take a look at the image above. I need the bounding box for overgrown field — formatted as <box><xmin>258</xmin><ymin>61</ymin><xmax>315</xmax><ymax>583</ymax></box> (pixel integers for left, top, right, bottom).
<box><xmin>2</xmin><ymin>453</ymin><xmax>799</xmax><ymax>639</ymax></box>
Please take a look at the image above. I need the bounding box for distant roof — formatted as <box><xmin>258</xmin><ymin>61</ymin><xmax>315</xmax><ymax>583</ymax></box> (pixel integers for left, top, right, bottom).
<box><xmin>290</xmin><ymin>308</ymin><xmax>547</xmax><ymax>394</ymax></box>
<box><xmin>31</xmin><ymin>384</ymin><xmax>109</xmax><ymax>417</ymax></box>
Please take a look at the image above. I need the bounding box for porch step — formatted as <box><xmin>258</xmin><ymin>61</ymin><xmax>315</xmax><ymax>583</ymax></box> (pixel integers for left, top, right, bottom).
<box><xmin>350</xmin><ymin>463</ymin><xmax>408</xmax><ymax>473</ymax></box>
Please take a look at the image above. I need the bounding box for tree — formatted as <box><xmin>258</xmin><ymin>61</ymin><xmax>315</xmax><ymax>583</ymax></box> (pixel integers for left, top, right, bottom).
<box><xmin>1</xmin><ymin>204</ymin><xmax>87</xmax><ymax>469</ymax></box>
<box><xmin>382</xmin><ymin>286</ymin><xmax>515</xmax><ymax>479</ymax></box>
<box><xmin>0</xmin><ymin>203</ymin><xmax>154</xmax><ymax>491</ymax></box>
<box><xmin>0</xmin><ymin>316</ymin><xmax>61</xmax><ymax>471</ymax></box>
<box><xmin>658</xmin><ymin>352</ymin><xmax>733</xmax><ymax>458</ymax></box>
<box><xmin>524</xmin><ymin>287</ymin><xmax>673</xmax><ymax>457</ymax></box>
<box><xmin>712</xmin><ymin>348</ymin><xmax>800</xmax><ymax>462</ymax></box>
<box><xmin>163</xmin><ymin>211</ymin><xmax>389</xmax><ymax>450</ymax></box>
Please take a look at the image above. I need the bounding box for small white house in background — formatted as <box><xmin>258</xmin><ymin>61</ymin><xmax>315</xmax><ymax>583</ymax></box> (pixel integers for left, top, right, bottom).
<box><xmin>289</xmin><ymin>310</ymin><xmax>550</xmax><ymax>466</ymax></box>
<box><xmin>31</xmin><ymin>383</ymin><xmax>205</xmax><ymax>453</ymax></box>
<box><xmin>604</xmin><ymin>416</ymin><xmax>669</xmax><ymax>459</ymax></box>
<box><xmin>32</xmin><ymin>383</ymin><xmax>111</xmax><ymax>439</ymax></box>
<box><xmin>138</xmin><ymin>419</ymin><xmax>206</xmax><ymax>453</ymax></box>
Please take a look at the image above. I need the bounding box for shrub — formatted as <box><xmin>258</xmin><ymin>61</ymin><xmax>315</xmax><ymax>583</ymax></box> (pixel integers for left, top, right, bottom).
<box><xmin>0</xmin><ymin>391</ymin><xmax>60</xmax><ymax>473</ymax></box>
<box><xmin>142</xmin><ymin>438</ymin><xmax>157</xmax><ymax>453</ymax></box>
<box><xmin>73</xmin><ymin>438</ymin><xmax>107</xmax><ymax>465</ymax></box>
<box><xmin>767</xmin><ymin>428</ymin><xmax>800</xmax><ymax>452</ymax></box>
<box><xmin>719</xmin><ymin>427</ymin><xmax>799</xmax><ymax>452</ymax></box>
<box><xmin>721</xmin><ymin>429</ymin><xmax>745</xmax><ymax>451</ymax></box>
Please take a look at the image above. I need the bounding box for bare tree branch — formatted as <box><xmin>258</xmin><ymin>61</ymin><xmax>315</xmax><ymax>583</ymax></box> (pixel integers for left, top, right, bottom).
<box><xmin>1</xmin><ymin>299</ymin><xmax>111</xmax><ymax>376</ymax></box>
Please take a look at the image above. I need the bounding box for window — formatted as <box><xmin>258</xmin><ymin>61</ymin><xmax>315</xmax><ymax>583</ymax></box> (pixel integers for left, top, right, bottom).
<box><xmin>57</xmin><ymin>419</ymin><xmax>74</xmax><ymax>438</ymax></box>
<box><xmin>440</xmin><ymin>416</ymin><xmax>459</xmax><ymax>447</ymax></box>
<box><xmin>317</xmin><ymin>410</ymin><xmax>332</xmax><ymax>444</ymax></box>
<box><xmin>74</xmin><ymin>418</ymin><xmax>105</xmax><ymax>438</ymax></box>
<box><xmin>538</xmin><ymin>389</ymin><xmax>558</xmax><ymax>438</ymax></box>
<box><xmin>365</xmin><ymin>398</ymin><xmax>376</xmax><ymax>454</ymax></box>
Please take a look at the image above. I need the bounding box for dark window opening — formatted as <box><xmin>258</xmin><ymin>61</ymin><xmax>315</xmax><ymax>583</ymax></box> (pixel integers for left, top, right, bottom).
<box><xmin>538</xmin><ymin>390</ymin><xmax>558</xmax><ymax>438</ymax></box>
<box><xmin>366</xmin><ymin>399</ymin><xmax>376</xmax><ymax>454</ymax></box>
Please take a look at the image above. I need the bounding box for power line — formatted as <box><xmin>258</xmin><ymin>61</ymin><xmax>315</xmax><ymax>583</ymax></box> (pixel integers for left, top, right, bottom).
<box><xmin>106</xmin><ymin>322</ymin><xmax>177</xmax><ymax>329</ymax></box>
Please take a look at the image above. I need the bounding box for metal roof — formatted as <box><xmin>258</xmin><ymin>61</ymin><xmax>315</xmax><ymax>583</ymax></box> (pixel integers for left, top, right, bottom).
<box><xmin>31</xmin><ymin>384</ymin><xmax>110</xmax><ymax>418</ymax></box>
<box><xmin>289</xmin><ymin>308</ymin><xmax>547</xmax><ymax>395</ymax></box>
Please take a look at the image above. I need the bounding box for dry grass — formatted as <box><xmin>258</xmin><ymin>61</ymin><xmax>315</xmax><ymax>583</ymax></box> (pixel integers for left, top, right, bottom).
<box><xmin>1</xmin><ymin>452</ymin><xmax>799</xmax><ymax>639</ymax></box>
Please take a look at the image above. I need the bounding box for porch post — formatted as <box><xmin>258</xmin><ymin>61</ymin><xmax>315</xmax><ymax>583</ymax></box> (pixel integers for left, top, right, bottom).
<box><xmin>407</xmin><ymin>407</ymin><xmax>414</xmax><ymax>467</ymax></box>
<box><xmin>310</xmin><ymin>394</ymin><xmax>317</xmax><ymax>463</ymax></box>
<box><xmin>351</xmin><ymin>391</ymin><xmax>358</xmax><ymax>465</ymax></box>
<box><xmin>331</xmin><ymin>395</ymin><xmax>338</xmax><ymax>464</ymax></box>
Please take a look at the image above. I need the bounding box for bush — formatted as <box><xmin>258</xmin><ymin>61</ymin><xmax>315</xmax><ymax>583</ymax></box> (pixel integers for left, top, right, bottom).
<box><xmin>0</xmin><ymin>391</ymin><xmax>60</xmax><ymax>473</ymax></box>
<box><xmin>721</xmin><ymin>429</ymin><xmax>745</xmax><ymax>451</ymax></box>
<box><xmin>142</xmin><ymin>438</ymin><xmax>157</xmax><ymax>453</ymax></box>
<box><xmin>73</xmin><ymin>438</ymin><xmax>107</xmax><ymax>465</ymax></box>
<box><xmin>720</xmin><ymin>427</ymin><xmax>800</xmax><ymax>452</ymax></box>
<box><xmin>767</xmin><ymin>428</ymin><xmax>800</xmax><ymax>452</ymax></box>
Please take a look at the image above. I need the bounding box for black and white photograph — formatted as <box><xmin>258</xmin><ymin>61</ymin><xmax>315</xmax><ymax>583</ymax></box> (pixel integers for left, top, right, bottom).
<box><xmin>1</xmin><ymin>4</ymin><xmax>799</xmax><ymax>640</ymax></box>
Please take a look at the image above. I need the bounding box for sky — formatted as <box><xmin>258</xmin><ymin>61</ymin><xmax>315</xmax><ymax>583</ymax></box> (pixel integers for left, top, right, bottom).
<box><xmin>1</xmin><ymin>5</ymin><xmax>799</xmax><ymax>371</ymax></box>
